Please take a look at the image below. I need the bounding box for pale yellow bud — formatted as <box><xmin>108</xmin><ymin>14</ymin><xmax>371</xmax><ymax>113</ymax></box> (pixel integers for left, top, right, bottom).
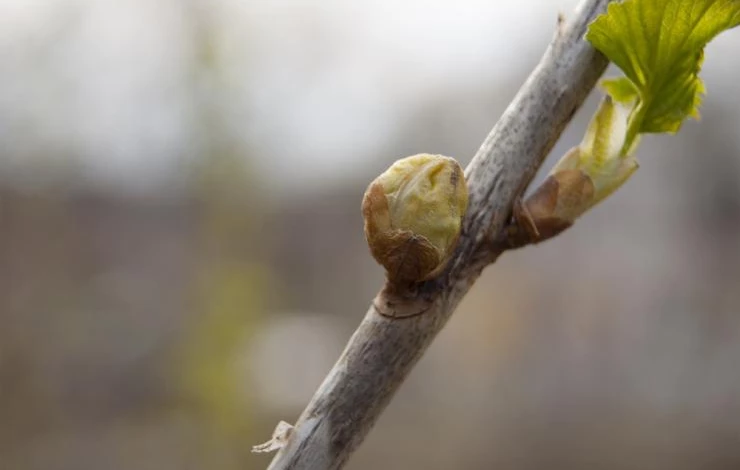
<box><xmin>362</xmin><ymin>154</ymin><xmax>468</xmax><ymax>283</ymax></box>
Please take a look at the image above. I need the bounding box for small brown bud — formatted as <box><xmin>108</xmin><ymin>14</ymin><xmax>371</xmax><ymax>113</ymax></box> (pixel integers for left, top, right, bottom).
<box><xmin>362</xmin><ymin>154</ymin><xmax>468</xmax><ymax>283</ymax></box>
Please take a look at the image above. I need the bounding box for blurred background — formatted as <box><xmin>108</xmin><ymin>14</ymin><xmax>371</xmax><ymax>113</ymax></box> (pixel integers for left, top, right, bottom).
<box><xmin>1</xmin><ymin>0</ymin><xmax>740</xmax><ymax>469</ymax></box>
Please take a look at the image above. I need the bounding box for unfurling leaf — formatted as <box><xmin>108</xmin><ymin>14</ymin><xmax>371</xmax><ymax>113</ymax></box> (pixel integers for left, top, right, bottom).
<box><xmin>587</xmin><ymin>0</ymin><xmax>740</xmax><ymax>149</ymax></box>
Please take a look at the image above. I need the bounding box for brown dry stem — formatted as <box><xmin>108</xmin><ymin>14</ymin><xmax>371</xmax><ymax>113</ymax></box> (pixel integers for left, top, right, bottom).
<box><xmin>262</xmin><ymin>2</ymin><xmax>614</xmax><ymax>469</ymax></box>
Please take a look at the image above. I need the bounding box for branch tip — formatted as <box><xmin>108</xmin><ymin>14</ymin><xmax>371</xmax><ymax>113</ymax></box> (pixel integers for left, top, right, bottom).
<box><xmin>253</xmin><ymin>421</ymin><xmax>295</xmax><ymax>454</ymax></box>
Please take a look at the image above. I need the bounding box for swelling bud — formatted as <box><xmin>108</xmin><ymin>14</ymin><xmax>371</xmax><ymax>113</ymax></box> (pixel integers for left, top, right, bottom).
<box><xmin>513</xmin><ymin>95</ymin><xmax>639</xmax><ymax>243</ymax></box>
<box><xmin>362</xmin><ymin>154</ymin><xmax>468</xmax><ymax>284</ymax></box>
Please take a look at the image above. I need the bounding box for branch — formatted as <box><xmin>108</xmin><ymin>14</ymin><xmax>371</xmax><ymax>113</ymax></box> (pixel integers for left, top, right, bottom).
<box><xmin>262</xmin><ymin>1</ymin><xmax>612</xmax><ymax>468</ymax></box>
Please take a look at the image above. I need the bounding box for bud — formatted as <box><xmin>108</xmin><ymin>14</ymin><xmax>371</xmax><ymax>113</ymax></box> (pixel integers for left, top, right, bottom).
<box><xmin>550</xmin><ymin>94</ymin><xmax>639</xmax><ymax>216</ymax></box>
<box><xmin>362</xmin><ymin>154</ymin><xmax>468</xmax><ymax>283</ymax></box>
<box><xmin>515</xmin><ymin>95</ymin><xmax>639</xmax><ymax>242</ymax></box>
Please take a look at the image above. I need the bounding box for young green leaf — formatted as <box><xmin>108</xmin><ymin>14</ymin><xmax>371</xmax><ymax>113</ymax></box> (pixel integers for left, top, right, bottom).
<box><xmin>587</xmin><ymin>0</ymin><xmax>740</xmax><ymax>144</ymax></box>
<box><xmin>552</xmin><ymin>95</ymin><xmax>639</xmax><ymax>211</ymax></box>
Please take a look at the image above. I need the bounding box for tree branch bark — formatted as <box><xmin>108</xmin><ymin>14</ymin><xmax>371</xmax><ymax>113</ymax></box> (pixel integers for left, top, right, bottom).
<box><xmin>264</xmin><ymin>1</ymin><xmax>613</xmax><ymax>468</ymax></box>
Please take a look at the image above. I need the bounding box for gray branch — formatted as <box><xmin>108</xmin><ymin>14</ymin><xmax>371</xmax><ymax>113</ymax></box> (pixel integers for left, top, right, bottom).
<box><xmin>264</xmin><ymin>1</ymin><xmax>612</xmax><ymax>468</ymax></box>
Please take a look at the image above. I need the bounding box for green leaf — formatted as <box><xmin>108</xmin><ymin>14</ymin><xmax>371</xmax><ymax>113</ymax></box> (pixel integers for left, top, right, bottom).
<box><xmin>586</xmin><ymin>0</ymin><xmax>740</xmax><ymax>138</ymax></box>
<box><xmin>600</xmin><ymin>77</ymin><xmax>640</xmax><ymax>104</ymax></box>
